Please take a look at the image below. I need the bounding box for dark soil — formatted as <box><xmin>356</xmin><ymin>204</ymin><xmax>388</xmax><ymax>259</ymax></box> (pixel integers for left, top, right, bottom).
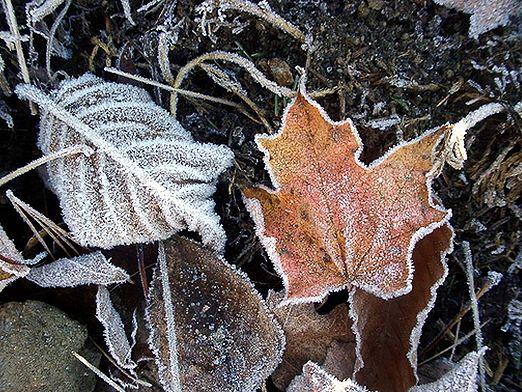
<box><xmin>0</xmin><ymin>0</ymin><xmax>520</xmax><ymax>391</ymax></box>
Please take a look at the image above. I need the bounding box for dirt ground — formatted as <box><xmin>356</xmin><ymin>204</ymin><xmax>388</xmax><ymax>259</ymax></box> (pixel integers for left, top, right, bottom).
<box><xmin>0</xmin><ymin>0</ymin><xmax>520</xmax><ymax>391</ymax></box>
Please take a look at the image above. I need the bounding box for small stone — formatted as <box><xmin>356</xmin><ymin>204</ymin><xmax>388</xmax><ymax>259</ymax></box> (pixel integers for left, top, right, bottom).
<box><xmin>0</xmin><ymin>301</ymin><xmax>100</xmax><ymax>392</ymax></box>
<box><xmin>267</xmin><ymin>58</ymin><xmax>294</xmax><ymax>87</ymax></box>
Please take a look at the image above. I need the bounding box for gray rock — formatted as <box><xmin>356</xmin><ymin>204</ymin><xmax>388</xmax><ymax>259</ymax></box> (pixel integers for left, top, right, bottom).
<box><xmin>0</xmin><ymin>301</ymin><xmax>100</xmax><ymax>392</ymax></box>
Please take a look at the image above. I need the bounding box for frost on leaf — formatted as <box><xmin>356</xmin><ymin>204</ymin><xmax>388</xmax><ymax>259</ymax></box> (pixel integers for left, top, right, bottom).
<box><xmin>27</xmin><ymin>251</ymin><xmax>129</xmax><ymax>287</ymax></box>
<box><xmin>434</xmin><ymin>0</ymin><xmax>519</xmax><ymax>38</ymax></box>
<box><xmin>411</xmin><ymin>350</ymin><xmax>484</xmax><ymax>392</ymax></box>
<box><xmin>243</xmin><ymin>88</ymin><xmax>450</xmax><ymax>303</ymax></box>
<box><xmin>15</xmin><ymin>73</ymin><xmax>234</xmax><ymax>251</ymax></box>
<box><xmin>287</xmin><ymin>362</ymin><xmax>369</xmax><ymax>392</ymax></box>
<box><xmin>96</xmin><ymin>285</ymin><xmax>136</xmax><ymax>372</ymax></box>
<box><xmin>267</xmin><ymin>290</ymin><xmax>354</xmax><ymax>389</ymax></box>
<box><xmin>0</xmin><ymin>223</ymin><xmax>30</xmax><ymax>292</ymax></box>
<box><xmin>349</xmin><ymin>225</ymin><xmax>454</xmax><ymax>392</ymax></box>
<box><xmin>145</xmin><ymin>236</ymin><xmax>284</xmax><ymax>392</ymax></box>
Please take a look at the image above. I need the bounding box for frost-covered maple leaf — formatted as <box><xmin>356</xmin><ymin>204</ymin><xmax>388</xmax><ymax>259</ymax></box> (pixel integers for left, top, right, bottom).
<box><xmin>243</xmin><ymin>88</ymin><xmax>451</xmax><ymax>303</ymax></box>
<box><xmin>434</xmin><ymin>0</ymin><xmax>520</xmax><ymax>38</ymax></box>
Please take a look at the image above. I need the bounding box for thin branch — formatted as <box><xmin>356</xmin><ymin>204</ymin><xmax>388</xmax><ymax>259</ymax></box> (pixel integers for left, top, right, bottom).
<box><xmin>1</xmin><ymin>0</ymin><xmax>35</xmax><ymax>113</ymax></box>
<box><xmin>0</xmin><ymin>145</ymin><xmax>93</xmax><ymax>188</ymax></box>
<box><xmin>73</xmin><ymin>352</ymin><xmax>126</xmax><ymax>392</ymax></box>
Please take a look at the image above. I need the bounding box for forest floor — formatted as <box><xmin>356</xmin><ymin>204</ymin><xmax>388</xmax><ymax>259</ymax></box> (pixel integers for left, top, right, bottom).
<box><xmin>0</xmin><ymin>0</ymin><xmax>520</xmax><ymax>391</ymax></box>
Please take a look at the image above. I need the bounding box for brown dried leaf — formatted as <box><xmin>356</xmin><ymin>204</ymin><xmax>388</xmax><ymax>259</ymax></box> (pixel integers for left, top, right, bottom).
<box><xmin>145</xmin><ymin>236</ymin><xmax>284</xmax><ymax>392</ymax></box>
<box><xmin>349</xmin><ymin>225</ymin><xmax>454</xmax><ymax>392</ymax></box>
<box><xmin>243</xmin><ymin>88</ymin><xmax>450</xmax><ymax>304</ymax></box>
<box><xmin>267</xmin><ymin>290</ymin><xmax>354</xmax><ymax>390</ymax></box>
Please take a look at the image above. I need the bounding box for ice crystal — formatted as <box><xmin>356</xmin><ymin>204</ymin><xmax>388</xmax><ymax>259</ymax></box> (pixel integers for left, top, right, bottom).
<box><xmin>15</xmin><ymin>74</ymin><xmax>234</xmax><ymax>251</ymax></box>
<box><xmin>26</xmin><ymin>251</ymin><xmax>129</xmax><ymax>287</ymax></box>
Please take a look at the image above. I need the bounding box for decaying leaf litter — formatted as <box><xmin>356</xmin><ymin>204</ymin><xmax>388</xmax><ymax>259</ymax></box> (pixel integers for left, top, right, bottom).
<box><xmin>0</xmin><ymin>0</ymin><xmax>520</xmax><ymax>391</ymax></box>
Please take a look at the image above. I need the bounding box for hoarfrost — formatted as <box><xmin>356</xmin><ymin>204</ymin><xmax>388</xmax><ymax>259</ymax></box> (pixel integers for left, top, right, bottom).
<box><xmin>27</xmin><ymin>251</ymin><xmax>129</xmax><ymax>287</ymax></box>
<box><xmin>411</xmin><ymin>350</ymin><xmax>485</xmax><ymax>392</ymax></box>
<box><xmin>287</xmin><ymin>362</ymin><xmax>369</xmax><ymax>392</ymax></box>
<box><xmin>96</xmin><ymin>286</ymin><xmax>137</xmax><ymax>372</ymax></box>
<box><xmin>15</xmin><ymin>74</ymin><xmax>234</xmax><ymax>251</ymax></box>
<box><xmin>145</xmin><ymin>236</ymin><xmax>284</xmax><ymax>392</ymax></box>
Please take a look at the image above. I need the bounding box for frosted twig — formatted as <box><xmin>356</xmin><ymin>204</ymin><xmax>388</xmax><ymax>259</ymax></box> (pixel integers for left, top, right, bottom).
<box><xmin>170</xmin><ymin>51</ymin><xmax>293</xmax><ymax>116</ymax></box>
<box><xmin>137</xmin><ymin>0</ymin><xmax>165</xmax><ymax>13</ymax></box>
<box><xmin>200</xmin><ymin>63</ymin><xmax>271</xmax><ymax>130</ymax></box>
<box><xmin>104</xmin><ymin>66</ymin><xmax>261</xmax><ymax>124</ymax></box>
<box><xmin>0</xmin><ymin>144</ymin><xmax>94</xmax><ymax>188</ymax></box>
<box><xmin>462</xmin><ymin>241</ymin><xmax>486</xmax><ymax>391</ymax></box>
<box><xmin>120</xmin><ymin>0</ymin><xmax>136</xmax><ymax>25</ymax></box>
<box><xmin>45</xmin><ymin>0</ymin><xmax>71</xmax><ymax>79</ymax></box>
<box><xmin>1</xmin><ymin>0</ymin><xmax>35</xmax><ymax>113</ymax></box>
<box><xmin>158</xmin><ymin>31</ymin><xmax>175</xmax><ymax>85</ymax></box>
<box><xmin>197</xmin><ymin>0</ymin><xmax>305</xmax><ymax>43</ymax></box>
<box><xmin>73</xmin><ymin>352</ymin><xmax>126</xmax><ymax>392</ymax></box>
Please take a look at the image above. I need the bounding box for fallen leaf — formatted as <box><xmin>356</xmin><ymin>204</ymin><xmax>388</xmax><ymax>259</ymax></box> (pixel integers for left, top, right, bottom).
<box><xmin>96</xmin><ymin>285</ymin><xmax>137</xmax><ymax>372</ymax></box>
<box><xmin>145</xmin><ymin>236</ymin><xmax>284</xmax><ymax>392</ymax></box>
<box><xmin>349</xmin><ymin>225</ymin><xmax>454</xmax><ymax>392</ymax></box>
<box><xmin>15</xmin><ymin>74</ymin><xmax>234</xmax><ymax>251</ymax></box>
<box><xmin>411</xmin><ymin>350</ymin><xmax>485</xmax><ymax>392</ymax></box>
<box><xmin>26</xmin><ymin>251</ymin><xmax>129</xmax><ymax>287</ymax></box>
<box><xmin>287</xmin><ymin>361</ymin><xmax>369</xmax><ymax>392</ymax></box>
<box><xmin>243</xmin><ymin>88</ymin><xmax>450</xmax><ymax>303</ymax></box>
<box><xmin>434</xmin><ymin>0</ymin><xmax>519</xmax><ymax>38</ymax></box>
<box><xmin>0</xmin><ymin>223</ymin><xmax>32</xmax><ymax>292</ymax></box>
<box><xmin>267</xmin><ymin>290</ymin><xmax>354</xmax><ymax>389</ymax></box>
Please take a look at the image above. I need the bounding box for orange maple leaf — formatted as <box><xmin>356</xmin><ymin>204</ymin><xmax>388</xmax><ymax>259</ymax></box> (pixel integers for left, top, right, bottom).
<box><xmin>243</xmin><ymin>89</ymin><xmax>452</xmax><ymax>303</ymax></box>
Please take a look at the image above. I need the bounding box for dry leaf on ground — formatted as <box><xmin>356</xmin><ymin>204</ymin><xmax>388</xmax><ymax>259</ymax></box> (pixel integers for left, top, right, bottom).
<box><xmin>145</xmin><ymin>236</ymin><xmax>284</xmax><ymax>392</ymax></box>
<box><xmin>15</xmin><ymin>74</ymin><xmax>234</xmax><ymax>251</ymax></box>
<box><xmin>349</xmin><ymin>225</ymin><xmax>454</xmax><ymax>392</ymax></box>
<box><xmin>243</xmin><ymin>87</ymin><xmax>450</xmax><ymax>304</ymax></box>
<box><xmin>267</xmin><ymin>290</ymin><xmax>354</xmax><ymax>389</ymax></box>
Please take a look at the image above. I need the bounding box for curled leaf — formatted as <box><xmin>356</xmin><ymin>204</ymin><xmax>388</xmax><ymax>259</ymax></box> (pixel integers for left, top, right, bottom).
<box><xmin>27</xmin><ymin>251</ymin><xmax>129</xmax><ymax>287</ymax></box>
<box><xmin>349</xmin><ymin>225</ymin><xmax>454</xmax><ymax>392</ymax></box>
<box><xmin>96</xmin><ymin>285</ymin><xmax>136</xmax><ymax>372</ymax></box>
<box><xmin>243</xmin><ymin>87</ymin><xmax>450</xmax><ymax>303</ymax></box>
<box><xmin>145</xmin><ymin>236</ymin><xmax>284</xmax><ymax>392</ymax></box>
<box><xmin>16</xmin><ymin>74</ymin><xmax>234</xmax><ymax>251</ymax></box>
<box><xmin>411</xmin><ymin>350</ymin><xmax>485</xmax><ymax>392</ymax></box>
<box><xmin>267</xmin><ymin>290</ymin><xmax>354</xmax><ymax>389</ymax></box>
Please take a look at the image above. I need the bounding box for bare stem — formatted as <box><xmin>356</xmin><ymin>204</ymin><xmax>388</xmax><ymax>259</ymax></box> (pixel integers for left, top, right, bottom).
<box><xmin>0</xmin><ymin>145</ymin><xmax>93</xmax><ymax>188</ymax></box>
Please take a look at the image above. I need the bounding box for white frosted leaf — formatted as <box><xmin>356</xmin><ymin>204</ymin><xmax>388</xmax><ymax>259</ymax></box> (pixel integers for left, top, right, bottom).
<box><xmin>145</xmin><ymin>236</ymin><xmax>284</xmax><ymax>392</ymax></box>
<box><xmin>410</xmin><ymin>350</ymin><xmax>484</xmax><ymax>392</ymax></box>
<box><xmin>287</xmin><ymin>362</ymin><xmax>370</xmax><ymax>392</ymax></box>
<box><xmin>96</xmin><ymin>285</ymin><xmax>136</xmax><ymax>372</ymax></box>
<box><xmin>15</xmin><ymin>74</ymin><xmax>234</xmax><ymax>251</ymax></box>
<box><xmin>0</xmin><ymin>223</ymin><xmax>31</xmax><ymax>292</ymax></box>
<box><xmin>27</xmin><ymin>251</ymin><xmax>129</xmax><ymax>287</ymax></box>
<box><xmin>433</xmin><ymin>0</ymin><xmax>518</xmax><ymax>38</ymax></box>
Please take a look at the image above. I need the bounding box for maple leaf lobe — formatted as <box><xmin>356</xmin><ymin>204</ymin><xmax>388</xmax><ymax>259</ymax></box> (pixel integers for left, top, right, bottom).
<box><xmin>244</xmin><ymin>90</ymin><xmax>451</xmax><ymax>304</ymax></box>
